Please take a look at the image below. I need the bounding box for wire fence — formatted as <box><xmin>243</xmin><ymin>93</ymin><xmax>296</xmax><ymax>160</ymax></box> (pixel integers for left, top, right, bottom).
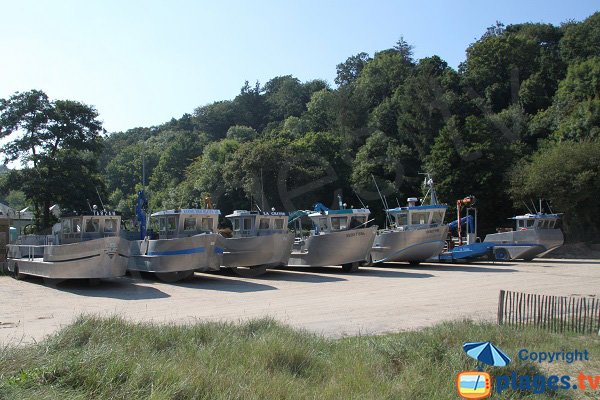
<box><xmin>498</xmin><ymin>290</ymin><xmax>600</xmax><ymax>335</ymax></box>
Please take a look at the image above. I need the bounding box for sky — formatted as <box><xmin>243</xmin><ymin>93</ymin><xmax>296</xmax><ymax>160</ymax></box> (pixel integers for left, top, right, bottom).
<box><xmin>0</xmin><ymin>0</ymin><xmax>598</xmax><ymax>133</ymax></box>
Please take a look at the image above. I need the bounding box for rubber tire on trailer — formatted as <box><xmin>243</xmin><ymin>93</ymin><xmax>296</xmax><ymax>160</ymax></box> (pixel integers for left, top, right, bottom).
<box><xmin>494</xmin><ymin>248</ymin><xmax>510</xmax><ymax>261</ymax></box>
<box><xmin>231</xmin><ymin>265</ymin><xmax>268</xmax><ymax>278</ymax></box>
<box><xmin>408</xmin><ymin>261</ymin><xmax>421</xmax><ymax>266</ymax></box>
<box><xmin>342</xmin><ymin>262</ymin><xmax>360</xmax><ymax>273</ymax></box>
<box><xmin>522</xmin><ymin>257</ymin><xmax>534</xmax><ymax>262</ymax></box>
<box><xmin>359</xmin><ymin>255</ymin><xmax>373</xmax><ymax>268</ymax></box>
<box><xmin>13</xmin><ymin>264</ymin><xmax>23</xmax><ymax>280</ymax></box>
<box><xmin>88</xmin><ymin>278</ymin><xmax>101</xmax><ymax>287</ymax></box>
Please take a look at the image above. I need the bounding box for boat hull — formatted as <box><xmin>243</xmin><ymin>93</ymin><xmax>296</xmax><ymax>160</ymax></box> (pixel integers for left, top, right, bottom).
<box><xmin>287</xmin><ymin>226</ymin><xmax>377</xmax><ymax>267</ymax></box>
<box><xmin>128</xmin><ymin>233</ymin><xmax>224</xmax><ymax>273</ymax></box>
<box><xmin>484</xmin><ymin>229</ymin><xmax>564</xmax><ymax>260</ymax></box>
<box><xmin>223</xmin><ymin>232</ymin><xmax>294</xmax><ymax>268</ymax></box>
<box><xmin>7</xmin><ymin>236</ymin><xmax>129</xmax><ymax>279</ymax></box>
<box><xmin>370</xmin><ymin>225</ymin><xmax>448</xmax><ymax>263</ymax></box>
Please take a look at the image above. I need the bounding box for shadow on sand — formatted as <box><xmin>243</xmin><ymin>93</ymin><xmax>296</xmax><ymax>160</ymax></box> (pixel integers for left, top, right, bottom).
<box><xmin>528</xmin><ymin>259</ymin><xmax>600</xmax><ymax>265</ymax></box>
<box><xmin>258</xmin><ymin>269</ymin><xmax>347</xmax><ymax>283</ymax></box>
<box><xmin>382</xmin><ymin>262</ymin><xmax>519</xmax><ymax>274</ymax></box>
<box><xmin>33</xmin><ymin>277</ymin><xmax>171</xmax><ymax>300</ymax></box>
<box><xmin>175</xmin><ymin>273</ymin><xmax>278</xmax><ymax>293</ymax></box>
<box><xmin>278</xmin><ymin>266</ymin><xmax>434</xmax><ymax>279</ymax></box>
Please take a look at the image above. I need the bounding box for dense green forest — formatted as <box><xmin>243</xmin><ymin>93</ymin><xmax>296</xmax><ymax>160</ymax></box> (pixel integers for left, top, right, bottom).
<box><xmin>2</xmin><ymin>13</ymin><xmax>600</xmax><ymax>241</ymax></box>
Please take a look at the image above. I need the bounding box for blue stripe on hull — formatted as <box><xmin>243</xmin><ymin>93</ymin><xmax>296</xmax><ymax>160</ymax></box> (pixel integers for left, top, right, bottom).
<box><xmin>147</xmin><ymin>247</ymin><xmax>205</xmax><ymax>256</ymax></box>
<box><xmin>214</xmin><ymin>247</ymin><xmax>224</xmax><ymax>254</ymax></box>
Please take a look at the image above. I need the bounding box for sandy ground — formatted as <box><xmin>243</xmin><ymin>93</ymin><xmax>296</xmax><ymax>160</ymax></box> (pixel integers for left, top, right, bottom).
<box><xmin>1</xmin><ymin>258</ymin><xmax>599</xmax><ymax>345</ymax></box>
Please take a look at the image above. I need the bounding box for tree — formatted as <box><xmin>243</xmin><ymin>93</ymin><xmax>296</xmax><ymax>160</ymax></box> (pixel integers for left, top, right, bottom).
<box><xmin>335</xmin><ymin>52</ymin><xmax>371</xmax><ymax>86</ymax></box>
<box><xmin>0</xmin><ymin>90</ymin><xmax>104</xmax><ymax>228</ymax></box>
<box><xmin>560</xmin><ymin>12</ymin><xmax>600</xmax><ymax>63</ymax></box>
<box><xmin>509</xmin><ymin>140</ymin><xmax>600</xmax><ymax>240</ymax></box>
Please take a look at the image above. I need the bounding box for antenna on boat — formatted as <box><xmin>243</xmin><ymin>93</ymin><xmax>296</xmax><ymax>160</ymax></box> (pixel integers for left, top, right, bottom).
<box><xmin>530</xmin><ymin>199</ymin><xmax>538</xmax><ymax>214</ymax></box>
<box><xmin>260</xmin><ymin>168</ymin><xmax>265</xmax><ymax>212</ymax></box>
<box><xmin>396</xmin><ymin>197</ymin><xmax>401</xmax><ymax>208</ymax></box>
<box><xmin>522</xmin><ymin>201</ymin><xmax>533</xmax><ymax>214</ymax></box>
<box><xmin>352</xmin><ymin>188</ymin><xmax>367</xmax><ymax>209</ymax></box>
<box><xmin>371</xmin><ymin>174</ymin><xmax>393</xmax><ymax>227</ymax></box>
<box><xmin>545</xmin><ymin>199</ymin><xmax>554</xmax><ymax>214</ymax></box>
<box><xmin>95</xmin><ymin>187</ymin><xmax>106</xmax><ymax>211</ymax></box>
<box><xmin>419</xmin><ymin>172</ymin><xmax>437</xmax><ymax>205</ymax></box>
<box><xmin>86</xmin><ymin>199</ymin><xmax>93</xmax><ymax>213</ymax></box>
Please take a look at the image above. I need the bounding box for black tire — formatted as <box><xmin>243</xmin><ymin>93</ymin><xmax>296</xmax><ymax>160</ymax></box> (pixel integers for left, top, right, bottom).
<box><xmin>523</xmin><ymin>257</ymin><xmax>534</xmax><ymax>262</ymax></box>
<box><xmin>342</xmin><ymin>262</ymin><xmax>359</xmax><ymax>273</ymax></box>
<box><xmin>13</xmin><ymin>264</ymin><xmax>23</xmax><ymax>280</ymax></box>
<box><xmin>230</xmin><ymin>265</ymin><xmax>268</xmax><ymax>278</ymax></box>
<box><xmin>408</xmin><ymin>261</ymin><xmax>421</xmax><ymax>266</ymax></box>
<box><xmin>494</xmin><ymin>248</ymin><xmax>510</xmax><ymax>261</ymax></box>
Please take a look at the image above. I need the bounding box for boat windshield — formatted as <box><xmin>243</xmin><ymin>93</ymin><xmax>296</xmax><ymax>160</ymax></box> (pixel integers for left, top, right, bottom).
<box><xmin>411</xmin><ymin>212</ymin><xmax>429</xmax><ymax>225</ymax></box>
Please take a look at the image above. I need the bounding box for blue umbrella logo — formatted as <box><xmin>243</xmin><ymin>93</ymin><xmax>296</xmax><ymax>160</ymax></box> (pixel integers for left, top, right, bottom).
<box><xmin>463</xmin><ymin>341</ymin><xmax>511</xmax><ymax>369</ymax></box>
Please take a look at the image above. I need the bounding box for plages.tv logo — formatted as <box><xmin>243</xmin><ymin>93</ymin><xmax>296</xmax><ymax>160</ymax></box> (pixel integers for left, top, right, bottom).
<box><xmin>457</xmin><ymin>341</ymin><xmax>511</xmax><ymax>399</ymax></box>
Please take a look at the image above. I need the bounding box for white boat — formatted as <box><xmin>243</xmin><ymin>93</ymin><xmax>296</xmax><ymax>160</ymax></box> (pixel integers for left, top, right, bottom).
<box><xmin>220</xmin><ymin>210</ymin><xmax>294</xmax><ymax>276</ymax></box>
<box><xmin>127</xmin><ymin>208</ymin><xmax>225</xmax><ymax>280</ymax></box>
<box><xmin>370</xmin><ymin>177</ymin><xmax>448</xmax><ymax>264</ymax></box>
<box><xmin>287</xmin><ymin>199</ymin><xmax>377</xmax><ymax>272</ymax></box>
<box><xmin>7</xmin><ymin>212</ymin><xmax>129</xmax><ymax>281</ymax></box>
<box><xmin>484</xmin><ymin>212</ymin><xmax>564</xmax><ymax>261</ymax></box>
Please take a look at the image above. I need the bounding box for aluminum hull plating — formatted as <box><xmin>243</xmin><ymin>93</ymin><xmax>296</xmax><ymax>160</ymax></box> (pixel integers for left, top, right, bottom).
<box><xmin>223</xmin><ymin>232</ymin><xmax>294</xmax><ymax>268</ymax></box>
<box><xmin>128</xmin><ymin>233</ymin><xmax>225</xmax><ymax>273</ymax></box>
<box><xmin>7</xmin><ymin>236</ymin><xmax>128</xmax><ymax>279</ymax></box>
<box><xmin>484</xmin><ymin>229</ymin><xmax>564</xmax><ymax>260</ymax></box>
<box><xmin>371</xmin><ymin>225</ymin><xmax>449</xmax><ymax>263</ymax></box>
<box><xmin>287</xmin><ymin>226</ymin><xmax>377</xmax><ymax>267</ymax></box>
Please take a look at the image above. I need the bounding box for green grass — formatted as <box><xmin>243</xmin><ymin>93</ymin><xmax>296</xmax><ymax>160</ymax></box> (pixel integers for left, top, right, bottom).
<box><xmin>0</xmin><ymin>317</ymin><xmax>598</xmax><ymax>399</ymax></box>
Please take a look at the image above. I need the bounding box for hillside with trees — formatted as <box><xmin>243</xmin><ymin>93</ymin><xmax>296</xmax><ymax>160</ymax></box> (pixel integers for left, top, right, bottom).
<box><xmin>2</xmin><ymin>13</ymin><xmax>599</xmax><ymax>241</ymax></box>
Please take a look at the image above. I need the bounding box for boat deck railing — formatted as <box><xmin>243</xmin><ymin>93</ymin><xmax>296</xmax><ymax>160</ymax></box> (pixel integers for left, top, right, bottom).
<box><xmin>10</xmin><ymin>244</ymin><xmax>47</xmax><ymax>261</ymax></box>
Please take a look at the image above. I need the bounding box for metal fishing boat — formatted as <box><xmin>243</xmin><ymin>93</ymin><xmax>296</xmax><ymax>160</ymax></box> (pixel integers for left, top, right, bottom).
<box><xmin>370</xmin><ymin>177</ymin><xmax>448</xmax><ymax>264</ymax></box>
<box><xmin>220</xmin><ymin>210</ymin><xmax>294</xmax><ymax>276</ymax></box>
<box><xmin>484</xmin><ymin>211</ymin><xmax>564</xmax><ymax>261</ymax></box>
<box><xmin>287</xmin><ymin>197</ymin><xmax>376</xmax><ymax>272</ymax></box>
<box><xmin>7</xmin><ymin>211</ymin><xmax>129</xmax><ymax>281</ymax></box>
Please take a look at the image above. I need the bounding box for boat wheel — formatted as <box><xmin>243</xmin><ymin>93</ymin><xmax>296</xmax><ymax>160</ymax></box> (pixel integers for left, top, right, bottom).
<box><xmin>408</xmin><ymin>261</ymin><xmax>421</xmax><ymax>266</ymax></box>
<box><xmin>342</xmin><ymin>262</ymin><xmax>360</xmax><ymax>273</ymax></box>
<box><xmin>12</xmin><ymin>264</ymin><xmax>23</xmax><ymax>280</ymax></box>
<box><xmin>231</xmin><ymin>265</ymin><xmax>268</xmax><ymax>278</ymax></box>
<box><xmin>494</xmin><ymin>248</ymin><xmax>510</xmax><ymax>261</ymax></box>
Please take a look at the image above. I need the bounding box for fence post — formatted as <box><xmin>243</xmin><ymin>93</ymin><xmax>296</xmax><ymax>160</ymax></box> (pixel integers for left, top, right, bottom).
<box><xmin>498</xmin><ymin>290</ymin><xmax>505</xmax><ymax>324</ymax></box>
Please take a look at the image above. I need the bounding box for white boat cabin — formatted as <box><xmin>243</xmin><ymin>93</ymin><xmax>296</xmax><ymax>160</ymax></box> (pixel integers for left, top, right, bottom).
<box><xmin>512</xmin><ymin>213</ymin><xmax>561</xmax><ymax>231</ymax></box>
<box><xmin>61</xmin><ymin>212</ymin><xmax>122</xmax><ymax>244</ymax></box>
<box><xmin>385</xmin><ymin>198</ymin><xmax>447</xmax><ymax>230</ymax></box>
<box><xmin>151</xmin><ymin>209</ymin><xmax>220</xmax><ymax>239</ymax></box>
<box><xmin>226</xmin><ymin>210</ymin><xmax>288</xmax><ymax>238</ymax></box>
<box><xmin>308</xmin><ymin>208</ymin><xmax>370</xmax><ymax>234</ymax></box>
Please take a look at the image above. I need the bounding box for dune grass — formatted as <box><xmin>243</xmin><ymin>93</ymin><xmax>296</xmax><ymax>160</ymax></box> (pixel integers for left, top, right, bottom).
<box><xmin>0</xmin><ymin>317</ymin><xmax>598</xmax><ymax>399</ymax></box>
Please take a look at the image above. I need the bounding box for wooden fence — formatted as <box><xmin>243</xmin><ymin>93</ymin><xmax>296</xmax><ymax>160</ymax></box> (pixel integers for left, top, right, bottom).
<box><xmin>497</xmin><ymin>290</ymin><xmax>600</xmax><ymax>335</ymax></box>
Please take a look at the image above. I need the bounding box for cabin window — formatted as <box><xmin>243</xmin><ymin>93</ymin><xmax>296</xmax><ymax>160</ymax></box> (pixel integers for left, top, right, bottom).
<box><xmin>411</xmin><ymin>212</ymin><xmax>429</xmax><ymax>225</ymax></box>
<box><xmin>159</xmin><ymin>217</ymin><xmax>167</xmax><ymax>231</ymax></box>
<box><xmin>395</xmin><ymin>212</ymin><xmax>408</xmax><ymax>226</ymax></box>
<box><xmin>331</xmin><ymin>216</ymin><xmax>347</xmax><ymax>231</ymax></box>
<box><xmin>104</xmin><ymin>218</ymin><xmax>118</xmax><ymax>233</ymax></box>
<box><xmin>167</xmin><ymin>216</ymin><xmax>177</xmax><ymax>231</ymax></box>
<box><xmin>349</xmin><ymin>216</ymin><xmax>366</xmax><ymax>228</ymax></box>
<box><xmin>526</xmin><ymin>219</ymin><xmax>535</xmax><ymax>228</ymax></box>
<box><xmin>73</xmin><ymin>218</ymin><xmax>81</xmax><ymax>233</ymax></box>
<box><xmin>258</xmin><ymin>218</ymin><xmax>270</xmax><ymax>230</ymax></box>
<box><xmin>318</xmin><ymin>217</ymin><xmax>328</xmax><ymax>231</ymax></box>
<box><xmin>62</xmin><ymin>219</ymin><xmax>71</xmax><ymax>234</ymax></box>
<box><xmin>233</xmin><ymin>219</ymin><xmax>241</xmax><ymax>231</ymax></box>
<box><xmin>85</xmin><ymin>218</ymin><xmax>99</xmax><ymax>233</ymax></box>
<box><xmin>274</xmin><ymin>218</ymin><xmax>284</xmax><ymax>230</ymax></box>
<box><xmin>184</xmin><ymin>217</ymin><xmax>196</xmax><ymax>231</ymax></box>
<box><xmin>431</xmin><ymin>211</ymin><xmax>445</xmax><ymax>225</ymax></box>
<box><xmin>201</xmin><ymin>217</ymin><xmax>213</xmax><ymax>231</ymax></box>
<box><xmin>242</xmin><ymin>218</ymin><xmax>252</xmax><ymax>231</ymax></box>
<box><xmin>517</xmin><ymin>220</ymin><xmax>525</xmax><ymax>229</ymax></box>
<box><xmin>548</xmin><ymin>220</ymin><xmax>555</xmax><ymax>229</ymax></box>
